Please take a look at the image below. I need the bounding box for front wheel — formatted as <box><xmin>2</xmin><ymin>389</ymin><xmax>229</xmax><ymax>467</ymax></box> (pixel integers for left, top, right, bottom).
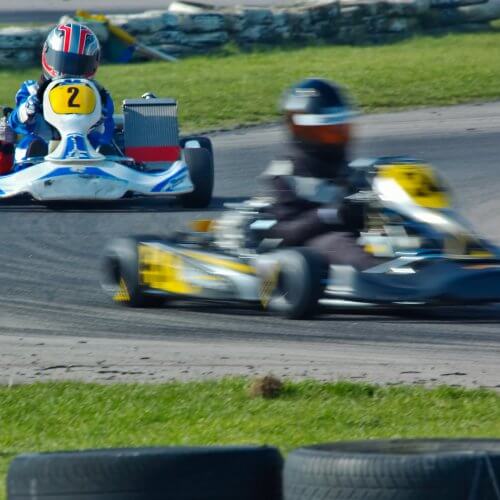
<box><xmin>257</xmin><ymin>248</ymin><xmax>328</xmax><ymax>319</ymax></box>
<box><xmin>179</xmin><ymin>147</ymin><xmax>214</xmax><ymax>209</ymax></box>
<box><xmin>101</xmin><ymin>237</ymin><xmax>165</xmax><ymax>308</ymax></box>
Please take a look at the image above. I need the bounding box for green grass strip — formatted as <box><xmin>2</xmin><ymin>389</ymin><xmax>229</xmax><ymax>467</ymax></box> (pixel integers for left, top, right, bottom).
<box><xmin>0</xmin><ymin>379</ymin><xmax>499</xmax><ymax>499</ymax></box>
<box><xmin>1</xmin><ymin>31</ymin><xmax>500</xmax><ymax>131</ymax></box>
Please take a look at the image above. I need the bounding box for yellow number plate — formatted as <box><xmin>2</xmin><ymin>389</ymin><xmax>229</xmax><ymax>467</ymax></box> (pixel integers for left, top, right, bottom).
<box><xmin>48</xmin><ymin>83</ymin><xmax>96</xmax><ymax>115</ymax></box>
<box><xmin>139</xmin><ymin>245</ymin><xmax>199</xmax><ymax>295</ymax></box>
<box><xmin>378</xmin><ymin>164</ymin><xmax>450</xmax><ymax>209</ymax></box>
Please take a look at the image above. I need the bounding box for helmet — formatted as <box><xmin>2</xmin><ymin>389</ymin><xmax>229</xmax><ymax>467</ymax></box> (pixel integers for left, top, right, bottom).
<box><xmin>42</xmin><ymin>23</ymin><xmax>101</xmax><ymax>79</ymax></box>
<box><xmin>281</xmin><ymin>78</ymin><xmax>354</xmax><ymax>150</ymax></box>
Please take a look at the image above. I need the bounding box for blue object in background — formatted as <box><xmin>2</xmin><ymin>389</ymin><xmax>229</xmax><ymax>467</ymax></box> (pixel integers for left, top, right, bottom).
<box><xmin>104</xmin><ymin>34</ymin><xmax>136</xmax><ymax>63</ymax></box>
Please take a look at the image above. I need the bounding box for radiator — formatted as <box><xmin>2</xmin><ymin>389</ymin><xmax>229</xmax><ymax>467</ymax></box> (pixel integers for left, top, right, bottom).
<box><xmin>123</xmin><ymin>98</ymin><xmax>180</xmax><ymax>167</ymax></box>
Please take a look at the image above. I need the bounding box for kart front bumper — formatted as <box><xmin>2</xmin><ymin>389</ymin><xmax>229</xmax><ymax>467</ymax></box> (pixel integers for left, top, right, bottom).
<box><xmin>0</xmin><ymin>160</ymin><xmax>194</xmax><ymax>201</ymax></box>
<box><xmin>30</xmin><ymin>175</ymin><xmax>130</xmax><ymax>201</ymax></box>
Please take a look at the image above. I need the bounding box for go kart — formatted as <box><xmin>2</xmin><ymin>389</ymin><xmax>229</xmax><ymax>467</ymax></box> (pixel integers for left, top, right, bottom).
<box><xmin>101</xmin><ymin>157</ymin><xmax>500</xmax><ymax>318</ymax></box>
<box><xmin>0</xmin><ymin>78</ymin><xmax>213</xmax><ymax>207</ymax></box>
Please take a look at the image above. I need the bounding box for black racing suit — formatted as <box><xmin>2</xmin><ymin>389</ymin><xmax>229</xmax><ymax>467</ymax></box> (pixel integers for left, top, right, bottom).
<box><xmin>263</xmin><ymin>144</ymin><xmax>379</xmax><ymax>270</ymax></box>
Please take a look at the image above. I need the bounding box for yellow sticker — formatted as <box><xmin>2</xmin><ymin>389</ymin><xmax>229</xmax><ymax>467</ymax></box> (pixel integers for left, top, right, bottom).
<box><xmin>378</xmin><ymin>164</ymin><xmax>450</xmax><ymax>209</ymax></box>
<box><xmin>260</xmin><ymin>264</ymin><xmax>280</xmax><ymax>308</ymax></box>
<box><xmin>468</xmin><ymin>250</ymin><xmax>494</xmax><ymax>258</ymax></box>
<box><xmin>190</xmin><ymin>219</ymin><xmax>215</xmax><ymax>233</ymax></box>
<box><xmin>48</xmin><ymin>83</ymin><xmax>97</xmax><ymax>115</ymax></box>
<box><xmin>364</xmin><ymin>243</ymin><xmax>391</xmax><ymax>256</ymax></box>
<box><xmin>113</xmin><ymin>278</ymin><xmax>131</xmax><ymax>302</ymax></box>
<box><xmin>139</xmin><ymin>245</ymin><xmax>200</xmax><ymax>295</ymax></box>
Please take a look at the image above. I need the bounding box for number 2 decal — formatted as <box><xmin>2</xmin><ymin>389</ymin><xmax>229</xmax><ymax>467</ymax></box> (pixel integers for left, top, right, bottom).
<box><xmin>49</xmin><ymin>84</ymin><xmax>96</xmax><ymax>114</ymax></box>
<box><xmin>67</xmin><ymin>87</ymin><xmax>80</xmax><ymax>108</ymax></box>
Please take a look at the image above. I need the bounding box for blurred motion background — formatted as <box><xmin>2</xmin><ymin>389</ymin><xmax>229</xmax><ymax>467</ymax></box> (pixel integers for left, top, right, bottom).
<box><xmin>1</xmin><ymin>0</ymin><xmax>298</xmax><ymax>22</ymax></box>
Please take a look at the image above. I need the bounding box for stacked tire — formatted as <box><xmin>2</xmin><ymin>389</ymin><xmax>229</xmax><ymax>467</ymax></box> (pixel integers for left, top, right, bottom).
<box><xmin>8</xmin><ymin>439</ymin><xmax>500</xmax><ymax>500</ymax></box>
<box><xmin>8</xmin><ymin>446</ymin><xmax>282</xmax><ymax>500</ymax></box>
<box><xmin>284</xmin><ymin>439</ymin><xmax>500</xmax><ymax>500</ymax></box>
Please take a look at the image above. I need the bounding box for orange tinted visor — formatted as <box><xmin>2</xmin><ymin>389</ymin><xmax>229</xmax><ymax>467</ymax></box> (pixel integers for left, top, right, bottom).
<box><xmin>291</xmin><ymin>122</ymin><xmax>351</xmax><ymax>146</ymax></box>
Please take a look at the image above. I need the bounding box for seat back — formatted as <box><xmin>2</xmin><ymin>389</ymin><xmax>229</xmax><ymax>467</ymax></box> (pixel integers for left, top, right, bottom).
<box><xmin>43</xmin><ymin>78</ymin><xmax>104</xmax><ymax>161</ymax></box>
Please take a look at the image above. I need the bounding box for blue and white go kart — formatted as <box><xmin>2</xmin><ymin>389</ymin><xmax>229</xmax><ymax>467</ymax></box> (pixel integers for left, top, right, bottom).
<box><xmin>0</xmin><ymin>78</ymin><xmax>214</xmax><ymax>207</ymax></box>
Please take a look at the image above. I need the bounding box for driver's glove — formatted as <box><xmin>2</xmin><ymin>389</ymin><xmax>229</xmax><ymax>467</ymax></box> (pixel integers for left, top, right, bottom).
<box><xmin>21</xmin><ymin>95</ymin><xmax>40</xmax><ymax>123</ymax></box>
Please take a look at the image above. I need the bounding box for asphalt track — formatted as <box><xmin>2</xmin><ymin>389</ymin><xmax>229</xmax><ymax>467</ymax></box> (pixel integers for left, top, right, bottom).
<box><xmin>0</xmin><ymin>103</ymin><xmax>499</xmax><ymax>387</ymax></box>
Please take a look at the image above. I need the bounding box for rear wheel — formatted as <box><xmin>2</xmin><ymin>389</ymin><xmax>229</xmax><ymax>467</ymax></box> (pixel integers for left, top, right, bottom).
<box><xmin>101</xmin><ymin>236</ymin><xmax>165</xmax><ymax>307</ymax></box>
<box><xmin>180</xmin><ymin>135</ymin><xmax>213</xmax><ymax>156</ymax></box>
<box><xmin>180</xmin><ymin>147</ymin><xmax>214</xmax><ymax>209</ymax></box>
<box><xmin>257</xmin><ymin>248</ymin><xmax>328</xmax><ymax>319</ymax></box>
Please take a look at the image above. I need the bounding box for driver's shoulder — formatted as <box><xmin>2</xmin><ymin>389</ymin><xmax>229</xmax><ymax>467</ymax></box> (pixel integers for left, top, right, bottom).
<box><xmin>91</xmin><ymin>80</ymin><xmax>110</xmax><ymax>96</ymax></box>
<box><xmin>17</xmin><ymin>79</ymin><xmax>39</xmax><ymax>95</ymax></box>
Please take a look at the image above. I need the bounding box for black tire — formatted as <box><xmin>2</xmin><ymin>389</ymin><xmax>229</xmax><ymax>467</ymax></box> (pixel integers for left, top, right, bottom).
<box><xmin>180</xmin><ymin>147</ymin><xmax>214</xmax><ymax>209</ymax></box>
<box><xmin>101</xmin><ymin>236</ymin><xmax>165</xmax><ymax>308</ymax></box>
<box><xmin>180</xmin><ymin>135</ymin><xmax>213</xmax><ymax>156</ymax></box>
<box><xmin>8</xmin><ymin>446</ymin><xmax>283</xmax><ymax>500</ymax></box>
<box><xmin>258</xmin><ymin>248</ymin><xmax>328</xmax><ymax>320</ymax></box>
<box><xmin>284</xmin><ymin>439</ymin><xmax>500</xmax><ymax>500</ymax></box>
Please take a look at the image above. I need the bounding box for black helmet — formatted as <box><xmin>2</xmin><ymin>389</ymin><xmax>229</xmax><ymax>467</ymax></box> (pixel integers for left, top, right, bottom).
<box><xmin>281</xmin><ymin>78</ymin><xmax>354</xmax><ymax>150</ymax></box>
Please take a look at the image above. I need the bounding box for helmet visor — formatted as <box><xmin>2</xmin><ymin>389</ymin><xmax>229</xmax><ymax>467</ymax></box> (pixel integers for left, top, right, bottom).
<box><xmin>45</xmin><ymin>48</ymin><xmax>97</xmax><ymax>77</ymax></box>
<box><xmin>291</xmin><ymin>122</ymin><xmax>351</xmax><ymax>146</ymax></box>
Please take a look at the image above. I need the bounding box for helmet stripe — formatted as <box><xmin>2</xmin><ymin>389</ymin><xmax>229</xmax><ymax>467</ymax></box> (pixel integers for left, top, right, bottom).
<box><xmin>292</xmin><ymin>110</ymin><xmax>358</xmax><ymax>126</ymax></box>
<box><xmin>58</xmin><ymin>24</ymin><xmax>72</xmax><ymax>53</ymax></box>
<box><xmin>69</xmin><ymin>24</ymin><xmax>81</xmax><ymax>54</ymax></box>
<box><xmin>78</xmin><ymin>26</ymin><xmax>92</xmax><ymax>55</ymax></box>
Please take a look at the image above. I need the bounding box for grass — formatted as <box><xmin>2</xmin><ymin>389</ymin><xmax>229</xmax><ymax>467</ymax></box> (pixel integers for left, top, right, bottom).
<box><xmin>1</xmin><ymin>31</ymin><xmax>500</xmax><ymax>130</ymax></box>
<box><xmin>0</xmin><ymin>379</ymin><xmax>499</xmax><ymax>498</ymax></box>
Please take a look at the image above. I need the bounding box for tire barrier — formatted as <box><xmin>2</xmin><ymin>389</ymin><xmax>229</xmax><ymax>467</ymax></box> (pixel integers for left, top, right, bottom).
<box><xmin>284</xmin><ymin>439</ymin><xmax>500</xmax><ymax>500</ymax></box>
<box><xmin>2</xmin><ymin>0</ymin><xmax>500</xmax><ymax>67</ymax></box>
<box><xmin>7</xmin><ymin>439</ymin><xmax>500</xmax><ymax>499</ymax></box>
<box><xmin>7</xmin><ymin>446</ymin><xmax>283</xmax><ymax>500</ymax></box>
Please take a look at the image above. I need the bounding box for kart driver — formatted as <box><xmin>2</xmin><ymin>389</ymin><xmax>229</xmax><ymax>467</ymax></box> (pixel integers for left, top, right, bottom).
<box><xmin>261</xmin><ymin>78</ymin><xmax>379</xmax><ymax>269</ymax></box>
<box><xmin>9</xmin><ymin>22</ymin><xmax>114</xmax><ymax>168</ymax></box>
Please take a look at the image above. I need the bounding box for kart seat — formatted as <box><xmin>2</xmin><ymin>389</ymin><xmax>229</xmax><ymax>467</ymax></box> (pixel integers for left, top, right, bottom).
<box><xmin>97</xmin><ymin>143</ymin><xmax>120</xmax><ymax>157</ymax></box>
<box><xmin>26</xmin><ymin>139</ymin><xmax>48</xmax><ymax>158</ymax></box>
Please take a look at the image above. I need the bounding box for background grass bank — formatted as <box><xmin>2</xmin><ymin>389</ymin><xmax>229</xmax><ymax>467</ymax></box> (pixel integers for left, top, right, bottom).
<box><xmin>1</xmin><ymin>31</ymin><xmax>500</xmax><ymax>131</ymax></box>
<box><xmin>1</xmin><ymin>379</ymin><xmax>499</xmax><ymax>499</ymax></box>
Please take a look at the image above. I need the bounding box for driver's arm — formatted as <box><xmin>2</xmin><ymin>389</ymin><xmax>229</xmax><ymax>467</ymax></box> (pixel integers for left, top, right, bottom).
<box><xmin>89</xmin><ymin>88</ymin><xmax>115</xmax><ymax>145</ymax></box>
<box><xmin>267</xmin><ymin>175</ymin><xmax>338</xmax><ymax>246</ymax></box>
<box><xmin>9</xmin><ymin>80</ymin><xmax>40</xmax><ymax>135</ymax></box>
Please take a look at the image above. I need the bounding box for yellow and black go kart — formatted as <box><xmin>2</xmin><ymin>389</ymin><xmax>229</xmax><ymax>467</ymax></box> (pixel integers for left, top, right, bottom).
<box><xmin>101</xmin><ymin>157</ymin><xmax>500</xmax><ymax>319</ymax></box>
<box><xmin>101</xmin><ymin>220</ymin><xmax>326</xmax><ymax>320</ymax></box>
